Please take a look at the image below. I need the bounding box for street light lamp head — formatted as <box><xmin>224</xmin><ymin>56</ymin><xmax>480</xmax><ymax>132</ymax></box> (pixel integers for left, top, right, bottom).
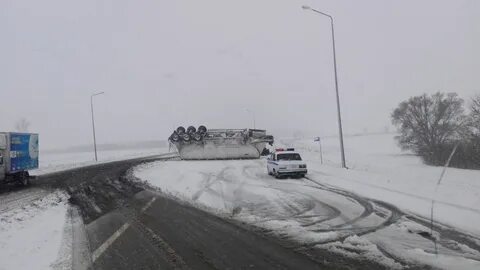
<box><xmin>301</xmin><ymin>5</ymin><xmax>311</xmax><ymax>10</ymax></box>
<box><xmin>91</xmin><ymin>91</ymin><xmax>105</xmax><ymax>97</ymax></box>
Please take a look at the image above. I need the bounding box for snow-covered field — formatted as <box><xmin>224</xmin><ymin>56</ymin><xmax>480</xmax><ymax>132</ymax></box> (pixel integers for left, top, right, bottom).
<box><xmin>33</xmin><ymin>147</ymin><xmax>169</xmax><ymax>175</ymax></box>
<box><xmin>133</xmin><ymin>133</ymin><xmax>480</xmax><ymax>269</ymax></box>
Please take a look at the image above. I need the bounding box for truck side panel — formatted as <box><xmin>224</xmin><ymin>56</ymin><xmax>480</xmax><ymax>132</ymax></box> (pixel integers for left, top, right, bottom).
<box><xmin>8</xmin><ymin>133</ymin><xmax>39</xmax><ymax>173</ymax></box>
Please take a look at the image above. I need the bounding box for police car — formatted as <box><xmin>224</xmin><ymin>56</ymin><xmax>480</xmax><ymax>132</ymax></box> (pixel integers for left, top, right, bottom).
<box><xmin>266</xmin><ymin>148</ymin><xmax>307</xmax><ymax>178</ymax></box>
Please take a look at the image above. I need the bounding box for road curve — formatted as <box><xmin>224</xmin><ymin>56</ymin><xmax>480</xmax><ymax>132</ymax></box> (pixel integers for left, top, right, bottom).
<box><xmin>31</xmin><ymin>156</ymin><xmax>396</xmax><ymax>270</ymax></box>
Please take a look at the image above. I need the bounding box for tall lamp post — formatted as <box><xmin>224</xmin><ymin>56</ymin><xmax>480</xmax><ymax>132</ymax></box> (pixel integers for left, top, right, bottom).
<box><xmin>91</xmin><ymin>91</ymin><xmax>105</xmax><ymax>161</ymax></box>
<box><xmin>302</xmin><ymin>5</ymin><xmax>347</xmax><ymax>168</ymax></box>
<box><xmin>245</xmin><ymin>109</ymin><xmax>256</xmax><ymax>129</ymax></box>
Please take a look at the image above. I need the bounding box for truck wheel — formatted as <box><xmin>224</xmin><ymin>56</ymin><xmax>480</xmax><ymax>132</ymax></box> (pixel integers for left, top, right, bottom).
<box><xmin>198</xmin><ymin>125</ymin><xmax>207</xmax><ymax>134</ymax></box>
<box><xmin>176</xmin><ymin>126</ymin><xmax>186</xmax><ymax>134</ymax></box>
<box><xmin>16</xmin><ymin>172</ymin><xmax>30</xmax><ymax>186</ymax></box>
<box><xmin>182</xmin><ymin>133</ymin><xmax>191</xmax><ymax>143</ymax></box>
<box><xmin>170</xmin><ymin>132</ymin><xmax>181</xmax><ymax>142</ymax></box>
<box><xmin>187</xmin><ymin>126</ymin><xmax>196</xmax><ymax>134</ymax></box>
<box><xmin>21</xmin><ymin>176</ymin><xmax>30</xmax><ymax>186</ymax></box>
<box><xmin>193</xmin><ymin>132</ymin><xmax>203</xmax><ymax>142</ymax></box>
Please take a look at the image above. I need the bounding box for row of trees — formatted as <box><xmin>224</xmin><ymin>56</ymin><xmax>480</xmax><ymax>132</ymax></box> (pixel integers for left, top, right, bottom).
<box><xmin>392</xmin><ymin>92</ymin><xmax>480</xmax><ymax>169</ymax></box>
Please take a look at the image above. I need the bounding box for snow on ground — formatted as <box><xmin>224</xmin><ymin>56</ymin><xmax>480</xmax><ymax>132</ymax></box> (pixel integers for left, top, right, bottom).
<box><xmin>133</xmin><ymin>133</ymin><xmax>480</xmax><ymax>269</ymax></box>
<box><xmin>282</xmin><ymin>133</ymin><xmax>480</xmax><ymax>236</ymax></box>
<box><xmin>365</xmin><ymin>217</ymin><xmax>480</xmax><ymax>270</ymax></box>
<box><xmin>132</xmin><ymin>159</ymin><xmax>379</xmax><ymax>240</ymax></box>
<box><xmin>33</xmin><ymin>146</ymin><xmax>169</xmax><ymax>175</ymax></box>
<box><xmin>0</xmin><ymin>190</ymin><xmax>70</xmax><ymax>270</ymax></box>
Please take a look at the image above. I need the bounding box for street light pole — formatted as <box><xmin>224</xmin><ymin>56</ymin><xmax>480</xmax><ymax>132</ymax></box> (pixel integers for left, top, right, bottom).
<box><xmin>246</xmin><ymin>109</ymin><xmax>256</xmax><ymax>129</ymax></box>
<box><xmin>314</xmin><ymin>136</ymin><xmax>323</xmax><ymax>164</ymax></box>
<box><xmin>91</xmin><ymin>91</ymin><xmax>105</xmax><ymax>162</ymax></box>
<box><xmin>302</xmin><ymin>5</ymin><xmax>347</xmax><ymax>168</ymax></box>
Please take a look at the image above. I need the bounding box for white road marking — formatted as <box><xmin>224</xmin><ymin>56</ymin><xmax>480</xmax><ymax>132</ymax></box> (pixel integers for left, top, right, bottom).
<box><xmin>142</xmin><ymin>197</ymin><xmax>157</xmax><ymax>212</ymax></box>
<box><xmin>91</xmin><ymin>197</ymin><xmax>157</xmax><ymax>262</ymax></box>
<box><xmin>91</xmin><ymin>222</ymin><xmax>130</xmax><ymax>262</ymax></box>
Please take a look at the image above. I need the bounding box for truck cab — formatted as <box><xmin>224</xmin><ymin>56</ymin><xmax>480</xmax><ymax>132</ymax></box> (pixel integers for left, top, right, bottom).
<box><xmin>267</xmin><ymin>148</ymin><xmax>307</xmax><ymax>178</ymax></box>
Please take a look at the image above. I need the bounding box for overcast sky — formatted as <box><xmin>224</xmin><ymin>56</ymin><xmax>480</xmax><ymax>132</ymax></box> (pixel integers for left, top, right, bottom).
<box><xmin>1</xmin><ymin>0</ymin><xmax>479</xmax><ymax>149</ymax></box>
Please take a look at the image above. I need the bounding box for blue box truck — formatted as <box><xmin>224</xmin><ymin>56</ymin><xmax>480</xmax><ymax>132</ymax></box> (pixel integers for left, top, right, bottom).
<box><xmin>0</xmin><ymin>132</ymin><xmax>39</xmax><ymax>186</ymax></box>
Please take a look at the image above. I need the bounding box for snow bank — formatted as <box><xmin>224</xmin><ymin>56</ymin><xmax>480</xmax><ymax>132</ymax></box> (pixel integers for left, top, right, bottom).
<box><xmin>323</xmin><ymin>235</ymin><xmax>403</xmax><ymax>269</ymax></box>
<box><xmin>366</xmin><ymin>218</ymin><xmax>480</xmax><ymax>270</ymax></box>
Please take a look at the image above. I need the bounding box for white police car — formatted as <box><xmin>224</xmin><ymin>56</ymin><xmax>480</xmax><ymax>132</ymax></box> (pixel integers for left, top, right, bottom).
<box><xmin>267</xmin><ymin>148</ymin><xmax>307</xmax><ymax>178</ymax></box>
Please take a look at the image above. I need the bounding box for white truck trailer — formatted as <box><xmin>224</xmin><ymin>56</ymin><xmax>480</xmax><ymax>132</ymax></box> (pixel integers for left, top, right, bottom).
<box><xmin>169</xmin><ymin>126</ymin><xmax>274</xmax><ymax>160</ymax></box>
<box><xmin>0</xmin><ymin>132</ymin><xmax>39</xmax><ymax>186</ymax></box>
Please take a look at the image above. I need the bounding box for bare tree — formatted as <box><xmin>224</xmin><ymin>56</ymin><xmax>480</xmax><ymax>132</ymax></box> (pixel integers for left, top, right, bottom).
<box><xmin>462</xmin><ymin>95</ymin><xmax>480</xmax><ymax>168</ymax></box>
<box><xmin>470</xmin><ymin>95</ymin><xmax>480</xmax><ymax>134</ymax></box>
<box><xmin>15</xmin><ymin>118</ymin><xmax>30</xmax><ymax>132</ymax></box>
<box><xmin>391</xmin><ymin>92</ymin><xmax>466</xmax><ymax>165</ymax></box>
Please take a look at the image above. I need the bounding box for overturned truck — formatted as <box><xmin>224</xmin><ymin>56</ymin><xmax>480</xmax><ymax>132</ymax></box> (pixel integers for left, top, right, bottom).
<box><xmin>169</xmin><ymin>125</ymin><xmax>274</xmax><ymax>160</ymax></box>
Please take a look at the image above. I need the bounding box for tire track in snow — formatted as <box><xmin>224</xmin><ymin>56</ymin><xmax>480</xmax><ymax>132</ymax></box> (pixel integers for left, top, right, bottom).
<box><xmin>0</xmin><ymin>188</ymin><xmax>50</xmax><ymax>214</ymax></box>
<box><xmin>309</xmin><ymin>168</ymin><xmax>480</xmax><ymax>215</ymax></box>
<box><xmin>241</xmin><ymin>164</ymin><xmax>401</xmax><ymax>244</ymax></box>
<box><xmin>241</xmin><ymin>165</ymin><xmax>376</xmax><ymax>232</ymax></box>
<box><xmin>191</xmin><ymin>167</ymin><xmax>231</xmax><ymax>201</ymax></box>
<box><xmin>303</xmin><ymin>176</ymin><xmax>403</xmax><ymax>243</ymax></box>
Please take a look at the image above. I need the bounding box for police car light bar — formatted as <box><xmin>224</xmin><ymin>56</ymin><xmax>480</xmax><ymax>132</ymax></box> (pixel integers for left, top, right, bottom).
<box><xmin>275</xmin><ymin>148</ymin><xmax>295</xmax><ymax>152</ymax></box>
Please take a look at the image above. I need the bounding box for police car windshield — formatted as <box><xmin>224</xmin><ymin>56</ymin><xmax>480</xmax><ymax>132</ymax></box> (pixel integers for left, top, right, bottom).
<box><xmin>277</xmin><ymin>153</ymin><xmax>302</xmax><ymax>161</ymax></box>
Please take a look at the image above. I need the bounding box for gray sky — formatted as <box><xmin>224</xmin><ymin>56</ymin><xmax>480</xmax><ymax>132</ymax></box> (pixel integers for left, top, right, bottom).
<box><xmin>1</xmin><ymin>0</ymin><xmax>479</xmax><ymax>149</ymax></box>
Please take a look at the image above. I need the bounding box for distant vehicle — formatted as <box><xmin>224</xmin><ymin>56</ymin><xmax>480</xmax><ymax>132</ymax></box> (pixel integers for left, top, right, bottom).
<box><xmin>267</xmin><ymin>148</ymin><xmax>307</xmax><ymax>178</ymax></box>
<box><xmin>0</xmin><ymin>132</ymin><xmax>39</xmax><ymax>186</ymax></box>
<box><xmin>169</xmin><ymin>125</ymin><xmax>274</xmax><ymax>160</ymax></box>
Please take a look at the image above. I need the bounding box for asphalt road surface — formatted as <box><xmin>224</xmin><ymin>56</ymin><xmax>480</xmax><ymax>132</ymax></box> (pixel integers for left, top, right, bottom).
<box><xmin>32</xmin><ymin>156</ymin><xmax>415</xmax><ymax>270</ymax></box>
